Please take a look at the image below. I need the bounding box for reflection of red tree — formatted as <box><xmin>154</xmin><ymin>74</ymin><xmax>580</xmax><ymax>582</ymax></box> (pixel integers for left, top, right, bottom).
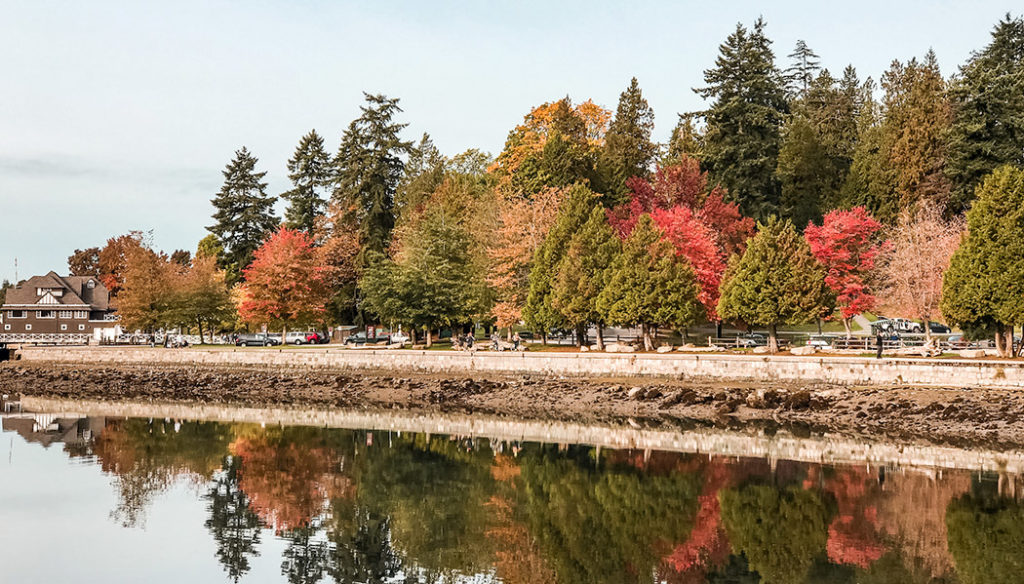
<box><xmin>660</xmin><ymin>460</ymin><xmax>731</xmax><ymax>580</ymax></box>
<box><xmin>825</xmin><ymin>467</ymin><xmax>886</xmax><ymax>568</ymax></box>
<box><xmin>230</xmin><ymin>435</ymin><xmax>345</xmax><ymax>533</ymax></box>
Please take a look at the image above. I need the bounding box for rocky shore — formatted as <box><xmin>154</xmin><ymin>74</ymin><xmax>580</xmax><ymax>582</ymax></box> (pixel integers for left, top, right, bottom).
<box><xmin>3</xmin><ymin>361</ymin><xmax>1022</xmax><ymax>449</ymax></box>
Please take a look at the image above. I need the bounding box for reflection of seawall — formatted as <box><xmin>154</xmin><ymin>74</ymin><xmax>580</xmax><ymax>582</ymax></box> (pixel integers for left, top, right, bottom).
<box><xmin>19</xmin><ymin>396</ymin><xmax>1024</xmax><ymax>475</ymax></box>
<box><xmin>16</xmin><ymin>345</ymin><xmax>1024</xmax><ymax>388</ymax></box>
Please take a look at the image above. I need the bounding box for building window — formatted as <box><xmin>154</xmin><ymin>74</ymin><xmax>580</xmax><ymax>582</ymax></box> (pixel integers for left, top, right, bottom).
<box><xmin>60</xmin><ymin>324</ymin><xmax>68</xmax><ymax>331</ymax></box>
<box><xmin>25</xmin><ymin>324</ymin><xmax>32</xmax><ymax>331</ymax></box>
<box><xmin>8</xmin><ymin>310</ymin><xmax>25</xmax><ymax>319</ymax></box>
<box><xmin>78</xmin><ymin>324</ymin><xmax>86</xmax><ymax>331</ymax></box>
<box><xmin>37</xmin><ymin>310</ymin><xmax>55</xmax><ymax>319</ymax></box>
<box><xmin>59</xmin><ymin>310</ymin><xmax>72</xmax><ymax>319</ymax></box>
<box><xmin>87</xmin><ymin>280</ymin><xmax>95</xmax><ymax>289</ymax></box>
<box><xmin>74</xmin><ymin>311</ymin><xmax>87</xmax><ymax>319</ymax></box>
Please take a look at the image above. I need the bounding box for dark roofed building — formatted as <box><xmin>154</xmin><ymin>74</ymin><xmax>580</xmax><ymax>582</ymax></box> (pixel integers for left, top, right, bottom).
<box><xmin>0</xmin><ymin>271</ymin><xmax>117</xmax><ymax>344</ymax></box>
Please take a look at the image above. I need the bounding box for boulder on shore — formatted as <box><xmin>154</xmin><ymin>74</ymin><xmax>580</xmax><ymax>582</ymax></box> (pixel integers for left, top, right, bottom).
<box><xmin>752</xmin><ymin>346</ymin><xmax>772</xmax><ymax>354</ymax></box>
<box><xmin>958</xmin><ymin>349</ymin><xmax>986</xmax><ymax>358</ymax></box>
<box><xmin>790</xmin><ymin>346</ymin><xmax>816</xmax><ymax>356</ymax></box>
<box><xmin>656</xmin><ymin>345</ymin><xmax>673</xmax><ymax>353</ymax></box>
<box><xmin>605</xmin><ymin>343</ymin><xmax>636</xmax><ymax>353</ymax></box>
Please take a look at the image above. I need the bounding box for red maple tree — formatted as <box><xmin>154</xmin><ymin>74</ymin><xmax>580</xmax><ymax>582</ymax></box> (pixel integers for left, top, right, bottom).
<box><xmin>606</xmin><ymin>157</ymin><xmax>754</xmax><ymax>321</ymax></box>
<box><xmin>804</xmin><ymin>207</ymin><xmax>887</xmax><ymax>337</ymax></box>
<box><xmin>239</xmin><ymin>227</ymin><xmax>331</xmax><ymax>334</ymax></box>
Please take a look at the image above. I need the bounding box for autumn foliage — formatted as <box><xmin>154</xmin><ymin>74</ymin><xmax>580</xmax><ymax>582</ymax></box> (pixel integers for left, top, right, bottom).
<box><xmin>804</xmin><ymin>207</ymin><xmax>886</xmax><ymax>334</ymax></box>
<box><xmin>606</xmin><ymin>158</ymin><xmax>754</xmax><ymax>319</ymax></box>
<box><xmin>239</xmin><ymin>227</ymin><xmax>332</xmax><ymax>329</ymax></box>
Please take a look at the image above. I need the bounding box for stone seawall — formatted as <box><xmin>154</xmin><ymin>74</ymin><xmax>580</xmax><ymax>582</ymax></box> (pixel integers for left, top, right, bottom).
<box><xmin>18</xmin><ymin>396</ymin><xmax>1024</xmax><ymax>474</ymax></box>
<box><xmin>13</xmin><ymin>345</ymin><xmax>1024</xmax><ymax>388</ymax></box>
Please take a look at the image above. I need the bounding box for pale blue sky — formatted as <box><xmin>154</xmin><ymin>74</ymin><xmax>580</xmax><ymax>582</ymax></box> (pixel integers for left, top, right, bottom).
<box><xmin>0</xmin><ymin>1</ymin><xmax>1016</xmax><ymax>282</ymax></box>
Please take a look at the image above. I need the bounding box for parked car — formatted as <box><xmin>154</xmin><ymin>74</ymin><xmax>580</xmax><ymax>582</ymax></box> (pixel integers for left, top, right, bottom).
<box><xmin>344</xmin><ymin>331</ymin><xmax>391</xmax><ymax>345</ymax></box>
<box><xmin>871</xmin><ymin>318</ymin><xmax>923</xmax><ymax>335</ymax></box>
<box><xmin>736</xmin><ymin>333</ymin><xmax>766</xmax><ymax>347</ymax></box>
<box><xmin>928</xmin><ymin>322</ymin><xmax>952</xmax><ymax>334</ymax></box>
<box><xmin>806</xmin><ymin>335</ymin><xmax>833</xmax><ymax>349</ymax></box>
<box><xmin>235</xmin><ymin>333</ymin><xmax>280</xmax><ymax>347</ymax></box>
<box><xmin>389</xmin><ymin>332</ymin><xmax>410</xmax><ymax>344</ymax></box>
<box><xmin>517</xmin><ymin>331</ymin><xmax>535</xmax><ymax>340</ymax></box>
<box><xmin>305</xmin><ymin>331</ymin><xmax>330</xmax><ymax>344</ymax></box>
<box><xmin>283</xmin><ymin>331</ymin><xmax>308</xmax><ymax>345</ymax></box>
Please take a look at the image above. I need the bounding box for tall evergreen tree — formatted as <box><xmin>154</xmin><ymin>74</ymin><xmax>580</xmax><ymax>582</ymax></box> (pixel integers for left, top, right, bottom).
<box><xmin>696</xmin><ymin>18</ymin><xmax>789</xmax><ymax>221</ymax></box>
<box><xmin>884</xmin><ymin>50</ymin><xmax>952</xmax><ymax>214</ymax></box>
<box><xmin>598</xmin><ymin>77</ymin><xmax>657</xmax><ymax>204</ymax></box>
<box><xmin>523</xmin><ymin>184</ymin><xmax>599</xmax><ymax>342</ymax></box>
<box><xmin>941</xmin><ymin>166</ymin><xmax>1024</xmax><ymax>356</ymax></box>
<box><xmin>207</xmin><ymin>147</ymin><xmax>279</xmax><ymax>281</ymax></box>
<box><xmin>281</xmin><ymin>130</ymin><xmax>333</xmax><ymax>235</ymax></box>
<box><xmin>332</xmin><ymin>93</ymin><xmax>412</xmax><ymax>267</ymax></box>
<box><xmin>785</xmin><ymin>40</ymin><xmax>821</xmax><ymax>96</ymax></box>
<box><xmin>551</xmin><ymin>206</ymin><xmax>621</xmax><ymax>349</ymax></box>
<box><xmin>717</xmin><ymin>216</ymin><xmax>830</xmax><ymax>351</ymax></box>
<box><xmin>946</xmin><ymin>14</ymin><xmax>1024</xmax><ymax>214</ymax></box>
<box><xmin>777</xmin><ymin>68</ymin><xmax>862</xmax><ymax>226</ymax></box>
<box><xmin>394</xmin><ymin>133</ymin><xmax>446</xmax><ymax>225</ymax></box>
<box><xmin>596</xmin><ymin>214</ymin><xmax>702</xmax><ymax>350</ymax></box>
<box><xmin>663</xmin><ymin>115</ymin><xmax>704</xmax><ymax>166</ymax></box>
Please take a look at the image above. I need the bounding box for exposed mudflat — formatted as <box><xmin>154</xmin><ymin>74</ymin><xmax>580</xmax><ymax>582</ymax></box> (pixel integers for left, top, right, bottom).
<box><xmin>3</xmin><ymin>361</ymin><xmax>1023</xmax><ymax>449</ymax></box>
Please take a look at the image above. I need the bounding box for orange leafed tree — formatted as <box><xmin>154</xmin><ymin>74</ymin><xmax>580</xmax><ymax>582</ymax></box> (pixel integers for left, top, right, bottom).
<box><xmin>487</xmin><ymin>187</ymin><xmax>563</xmax><ymax>329</ymax></box>
<box><xmin>239</xmin><ymin>227</ymin><xmax>331</xmax><ymax>334</ymax></box>
<box><xmin>98</xmin><ymin>231</ymin><xmax>148</xmax><ymax>296</ymax></box>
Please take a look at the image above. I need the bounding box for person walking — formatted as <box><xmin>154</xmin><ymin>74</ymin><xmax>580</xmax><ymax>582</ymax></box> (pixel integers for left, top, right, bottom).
<box><xmin>513</xmin><ymin>332</ymin><xmax>521</xmax><ymax>350</ymax></box>
<box><xmin>875</xmin><ymin>330</ymin><xmax>884</xmax><ymax>359</ymax></box>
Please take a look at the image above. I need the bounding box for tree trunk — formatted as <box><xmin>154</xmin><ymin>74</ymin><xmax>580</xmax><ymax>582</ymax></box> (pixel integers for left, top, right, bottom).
<box><xmin>818</xmin><ymin>319</ymin><xmax>824</xmax><ymax>336</ymax></box>
<box><xmin>425</xmin><ymin>328</ymin><xmax>432</xmax><ymax>349</ymax></box>
<box><xmin>507</xmin><ymin>327</ymin><xmax>512</xmax><ymax>342</ymax></box>
<box><xmin>842</xmin><ymin>318</ymin><xmax>851</xmax><ymax>339</ymax></box>
<box><xmin>768</xmin><ymin>323</ymin><xmax>779</xmax><ymax>353</ymax></box>
<box><xmin>716</xmin><ymin>320</ymin><xmax>723</xmax><ymax>340</ymax></box>
<box><xmin>1006</xmin><ymin>326</ymin><xmax>1016</xmax><ymax>358</ymax></box>
<box><xmin>596</xmin><ymin>324</ymin><xmax>605</xmax><ymax>351</ymax></box>
<box><xmin>642</xmin><ymin>323</ymin><xmax>654</xmax><ymax>351</ymax></box>
<box><xmin>576</xmin><ymin>323</ymin><xmax>587</xmax><ymax>348</ymax></box>
<box><xmin>410</xmin><ymin>327</ymin><xmax>417</xmax><ymax>345</ymax></box>
<box><xmin>541</xmin><ymin>331</ymin><xmax>547</xmax><ymax>345</ymax></box>
<box><xmin>995</xmin><ymin>326</ymin><xmax>1004</xmax><ymax>356</ymax></box>
<box><xmin>924</xmin><ymin>319</ymin><xmax>932</xmax><ymax>342</ymax></box>
<box><xmin>282</xmin><ymin>325</ymin><xmax>287</xmax><ymax>347</ymax></box>
<box><xmin>197</xmin><ymin>318</ymin><xmax>204</xmax><ymax>345</ymax></box>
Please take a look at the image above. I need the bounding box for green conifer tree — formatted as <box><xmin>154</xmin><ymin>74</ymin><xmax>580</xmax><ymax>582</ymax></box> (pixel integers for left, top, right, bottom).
<box><xmin>695</xmin><ymin>18</ymin><xmax>789</xmax><ymax>221</ymax></box>
<box><xmin>597</xmin><ymin>215</ymin><xmax>702</xmax><ymax>350</ymax></box>
<box><xmin>785</xmin><ymin>40</ymin><xmax>821</xmax><ymax>97</ymax></box>
<box><xmin>523</xmin><ymin>184</ymin><xmax>599</xmax><ymax>343</ymax></box>
<box><xmin>946</xmin><ymin>14</ymin><xmax>1024</xmax><ymax>214</ymax></box>
<box><xmin>598</xmin><ymin>77</ymin><xmax>657</xmax><ymax>204</ymax></box>
<box><xmin>281</xmin><ymin>130</ymin><xmax>333</xmax><ymax>235</ymax></box>
<box><xmin>941</xmin><ymin>166</ymin><xmax>1024</xmax><ymax>356</ymax></box>
<box><xmin>207</xmin><ymin>147</ymin><xmax>279</xmax><ymax>281</ymax></box>
<box><xmin>663</xmin><ymin>115</ymin><xmax>705</xmax><ymax>166</ymax></box>
<box><xmin>551</xmin><ymin>206</ymin><xmax>621</xmax><ymax>349</ymax></box>
<box><xmin>717</xmin><ymin>216</ymin><xmax>830</xmax><ymax>351</ymax></box>
<box><xmin>332</xmin><ymin>93</ymin><xmax>412</xmax><ymax>266</ymax></box>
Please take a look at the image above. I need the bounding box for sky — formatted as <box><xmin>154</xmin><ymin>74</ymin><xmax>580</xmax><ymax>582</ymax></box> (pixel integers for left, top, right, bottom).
<box><xmin>0</xmin><ymin>0</ymin><xmax>1017</xmax><ymax>283</ymax></box>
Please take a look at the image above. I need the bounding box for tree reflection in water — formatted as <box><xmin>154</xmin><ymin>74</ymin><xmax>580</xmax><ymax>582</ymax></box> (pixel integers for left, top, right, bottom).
<box><xmin>43</xmin><ymin>414</ymin><xmax>1024</xmax><ymax>583</ymax></box>
<box><xmin>204</xmin><ymin>455</ymin><xmax>262</xmax><ymax>582</ymax></box>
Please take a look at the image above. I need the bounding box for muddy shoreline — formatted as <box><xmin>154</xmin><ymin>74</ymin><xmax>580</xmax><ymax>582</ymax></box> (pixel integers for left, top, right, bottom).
<box><xmin>3</xmin><ymin>361</ymin><xmax>1022</xmax><ymax>450</ymax></box>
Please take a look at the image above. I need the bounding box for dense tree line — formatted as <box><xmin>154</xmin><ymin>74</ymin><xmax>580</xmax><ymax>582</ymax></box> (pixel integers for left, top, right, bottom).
<box><xmin>62</xmin><ymin>15</ymin><xmax>1024</xmax><ymax>353</ymax></box>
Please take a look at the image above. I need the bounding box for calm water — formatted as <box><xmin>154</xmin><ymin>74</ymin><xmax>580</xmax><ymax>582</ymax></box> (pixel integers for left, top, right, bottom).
<box><xmin>2</xmin><ymin>410</ymin><xmax>1022</xmax><ymax>583</ymax></box>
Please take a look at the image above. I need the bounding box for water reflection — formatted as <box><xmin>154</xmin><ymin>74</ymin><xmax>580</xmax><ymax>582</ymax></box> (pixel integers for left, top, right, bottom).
<box><xmin>2</xmin><ymin>411</ymin><xmax>1023</xmax><ymax>583</ymax></box>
